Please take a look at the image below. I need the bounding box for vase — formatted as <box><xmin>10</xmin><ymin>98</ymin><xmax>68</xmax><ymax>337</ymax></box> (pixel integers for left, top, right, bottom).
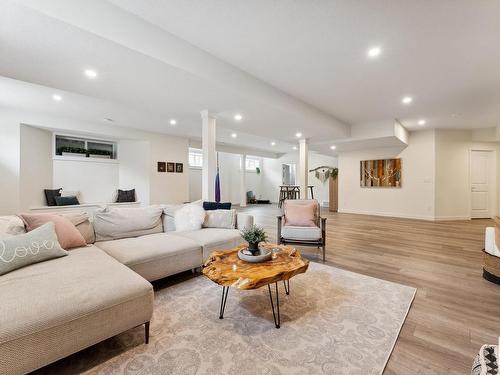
<box><xmin>247</xmin><ymin>242</ymin><xmax>260</xmax><ymax>255</ymax></box>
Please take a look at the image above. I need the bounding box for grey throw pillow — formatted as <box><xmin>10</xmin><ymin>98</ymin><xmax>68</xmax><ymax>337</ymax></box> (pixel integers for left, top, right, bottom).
<box><xmin>0</xmin><ymin>222</ymin><xmax>68</xmax><ymax>276</ymax></box>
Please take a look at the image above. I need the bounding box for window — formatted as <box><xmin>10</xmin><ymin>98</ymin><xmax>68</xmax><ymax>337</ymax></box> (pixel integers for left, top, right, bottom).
<box><xmin>245</xmin><ymin>156</ymin><xmax>261</xmax><ymax>172</ymax></box>
<box><xmin>54</xmin><ymin>134</ymin><xmax>117</xmax><ymax>159</ymax></box>
<box><xmin>189</xmin><ymin>149</ymin><xmax>203</xmax><ymax>168</ymax></box>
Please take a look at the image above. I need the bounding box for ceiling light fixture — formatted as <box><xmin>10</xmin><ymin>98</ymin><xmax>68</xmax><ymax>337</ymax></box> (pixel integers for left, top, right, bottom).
<box><xmin>271</xmin><ymin>141</ymin><xmax>276</xmax><ymax>146</ymax></box>
<box><xmin>295</xmin><ymin>132</ymin><xmax>302</xmax><ymax>138</ymax></box>
<box><xmin>418</xmin><ymin>119</ymin><xmax>426</xmax><ymax>126</ymax></box>
<box><xmin>231</xmin><ymin>133</ymin><xmax>237</xmax><ymax>138</ymax></box>
<box><xmin>367</xmin><ymin>46</ymin><xmax>381</xmax><ymax>58</ymax></box>
<box><xmin>402</xmin><ymin>96</ymin><xmax>413</xmax><ymax>104</ymax></box>
<box><xmin>234</xmin><ymin>113</ymin><xmax>243</xmax><ymax>121</ymax></box>
<box><xmin>84</xmin><ymin>69</ymin><xmax>97</xmax><ymax>79</ymax></box>
<box><xmin>330</xmin><ymin>145</ymin><xmax>337</xmax><ymax>150</ymax></box>
<box><xmin>169</xmin><ymin>119</ymin><xmax>177</xmax><ymax>126</ymax></box>
<box><xmin>52</xmin><ymin>94</ymin><xmax>62</xmax><ymax>101</ymax></box>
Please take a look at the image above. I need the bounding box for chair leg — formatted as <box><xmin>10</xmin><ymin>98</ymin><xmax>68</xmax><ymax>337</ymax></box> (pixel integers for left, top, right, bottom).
<box><xmin>322</xmin><ymin>245</ymin><xmax>326</xmax><ymax>263</ymax></box>
<box><xmin>144</xmin><ymin>321</ymin><xmax>150</xmax><ymax>344</ymax></box>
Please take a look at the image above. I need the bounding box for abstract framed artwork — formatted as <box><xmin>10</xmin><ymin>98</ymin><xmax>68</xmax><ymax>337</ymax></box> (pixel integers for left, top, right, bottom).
<box><xmin>360</xmin><ymin>158</ymin><xmax>402</xmax><ymax>187</ymax></box>
<box><xmin>175</xmin><ymin>163</ymin><xmax>183</xmax><ymax>173</ymax></box>
<box><xmin>167</xmin><ymin>162</ymin><xmax>175</xmax><ymax>173</ymax></box>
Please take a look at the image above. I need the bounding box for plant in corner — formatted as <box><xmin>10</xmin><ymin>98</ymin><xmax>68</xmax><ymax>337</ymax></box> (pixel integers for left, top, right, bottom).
<box><xmin>241</xmin><ymin>225</ymin><xmax>267</xmax><ymax>255</ymax></box>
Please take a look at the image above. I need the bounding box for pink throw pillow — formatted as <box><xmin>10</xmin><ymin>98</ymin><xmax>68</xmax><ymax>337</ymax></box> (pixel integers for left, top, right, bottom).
<box><xmin>284</xmin><ymin>202</ymin><xmax>317</xmax><ymax>227</ymax></box>
<box><xmin>18</xmin><ymin>213</ymin><xmax>86</xmax><ymax>250</ymax></box>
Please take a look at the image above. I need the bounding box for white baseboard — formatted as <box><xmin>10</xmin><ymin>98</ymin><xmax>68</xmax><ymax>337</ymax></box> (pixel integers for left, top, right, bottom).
<box><xmin>337</xmin><ymin>208</ymin><xmax>435</xmax><ymax>221</ymax></box>
<box><xmin>338</xmin><ymin>209</ymin><xmax>473</xmax><ymax>221</ymax></box>
<box><xmin>434</xmin><ymin>215</ymin><xmax>471</xmax><ymax>221</ymax></box>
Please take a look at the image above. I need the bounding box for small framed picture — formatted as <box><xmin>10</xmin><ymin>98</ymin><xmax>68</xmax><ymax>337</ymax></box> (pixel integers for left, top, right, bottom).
<box><xmin>175</xmin><ymin>163</ymin><xmax>183</xmax><ymax>173</ymax></box>
<box><xmin>157</xmin><ymin>162</ymin><xmax>166</xmax><ymax>173</ymax></box>
<box><xmin>167</xmin><ymin>162</ymin><xmax>175</xmax><ymax>173</ymax></box>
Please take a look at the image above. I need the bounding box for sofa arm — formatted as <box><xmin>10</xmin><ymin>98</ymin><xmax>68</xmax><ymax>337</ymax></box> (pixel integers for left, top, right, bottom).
<box><xmin>485</xmin><ymin>227</ymin><xmax>500</xmax><ymax>257</ymax></box>
<box><xmin>236</xmin><ymin>213</ymin><xmax>254</xmax><ymax>231</ymax></box>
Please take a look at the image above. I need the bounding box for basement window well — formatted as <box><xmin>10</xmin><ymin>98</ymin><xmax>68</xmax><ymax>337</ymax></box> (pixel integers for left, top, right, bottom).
<box><xmin>54</xmin><ymin>134</ymin><xmax>117</xmax><ymax>160</ymax></box>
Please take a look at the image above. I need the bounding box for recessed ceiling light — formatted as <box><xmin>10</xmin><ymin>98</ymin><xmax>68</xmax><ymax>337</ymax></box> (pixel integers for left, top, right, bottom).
<box><xmin>169</xmin><ymin>119</ymin><xmax>177</xmax><ymax>126</ymax></box>
<box><xmin>84</xmin><ymin>69</ymin><xmax>97</xmax><ymax>79</ymax></box>
<box><xmin>330</xmin><ymin>145</ymin><xmax>337</xmax><ymax>150</ymax></box>
<box><xmin>271</xmin><ymin>141</ymin><xmax>276</xmax><ymax>146</ymax></box>
<box><xmin>231</xmin><ymin>133</ymin><xmax>237</xmax><ymax>138</ymax></box>
<box><xmin>367</xmin><ymin>46</ymin><xmax>381</xmax><ymax>58</ymax></box>
<box><xmin>234</xmin><ymin>113</ymin><xmax>243</xmax><ymax>121</ymax></box>
<box><xmin>295</xmin><ymin>132</ymin><xmax>302</xmax><ymax>138</ymax></box>
<box><xmin>52</xmin><ymin>94</ymin><xmax>62</xmax><ymax>101</ymax></box>
<box><xmin>103</xmin><ymin>118</ymin><xmax>113</xmax><ymax>122</ymax></box>
<box><xmin>292</xmin><ymin>146</ymin><xmax>297</xmax><ymax>150</ymax></box>
<box><xmin>418</xmin><ymin>119</ymin><xmax>426</xmax><ymax>126</ymax></box>
<box><xmin>402</xmin><ymin>96</ymin><xmax>413</xmax><ymax>104</ymax></box>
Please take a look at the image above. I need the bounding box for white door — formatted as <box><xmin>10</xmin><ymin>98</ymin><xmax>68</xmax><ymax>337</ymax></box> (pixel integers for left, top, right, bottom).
<box><xmin>470</xmin><ymin>150</ymin><xmax>492</xmax><ymax>218</ymax></box>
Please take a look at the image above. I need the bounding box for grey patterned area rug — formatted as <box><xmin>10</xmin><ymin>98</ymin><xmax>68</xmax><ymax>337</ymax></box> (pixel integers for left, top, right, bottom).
<box><xmin>35</xmin><ymin>262</ymin><xmax>415</xmax><ymax>375</ymax></box>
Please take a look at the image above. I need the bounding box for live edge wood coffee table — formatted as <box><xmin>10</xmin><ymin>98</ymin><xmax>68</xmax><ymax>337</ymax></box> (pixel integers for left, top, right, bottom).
<box><xmin>202</xmin><ymin>244</ymin><xmax>309</xmax><ymax>328</ymax></box>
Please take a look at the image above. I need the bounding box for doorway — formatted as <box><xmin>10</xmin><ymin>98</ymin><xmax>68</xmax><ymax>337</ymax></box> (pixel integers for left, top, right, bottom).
<box><xmin>282</xmin><ymin>163</ymin><xmax>296</xmax><ymax>185</ymax></box>
<box><xmin>470</xmin><ymin>150</ymin><xmax>496</xmax><ymax>218</ymax></box>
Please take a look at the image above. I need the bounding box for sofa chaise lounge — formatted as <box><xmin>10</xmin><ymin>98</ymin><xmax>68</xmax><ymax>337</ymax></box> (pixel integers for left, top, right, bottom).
<box><xmin>0</xmin><ymin>205</ymin><xmax>253</xmax><ymax>375</ymax></box>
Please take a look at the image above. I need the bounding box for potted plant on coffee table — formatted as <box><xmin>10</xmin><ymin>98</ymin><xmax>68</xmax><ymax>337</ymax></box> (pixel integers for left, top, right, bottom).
<box><xmin>241</xmin><ymin>225</ymin><xmax>267</xmax><ymax>256</ymax></box>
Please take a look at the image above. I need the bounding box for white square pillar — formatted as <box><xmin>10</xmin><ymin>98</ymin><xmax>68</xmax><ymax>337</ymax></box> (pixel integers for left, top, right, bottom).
<box><xmin>299</xmin><ymin>138</ymin><xmax>309</xmax><ymax>199</ymax></box>
<box><xmin>201</xmin><ymin>110</ymin><xmax>217</xmax><ymax>201</ymax></box>
<box><xmin>240</xmin><ymin>154</ymin><xmax>247</xmax><ymax>207</ymax></box>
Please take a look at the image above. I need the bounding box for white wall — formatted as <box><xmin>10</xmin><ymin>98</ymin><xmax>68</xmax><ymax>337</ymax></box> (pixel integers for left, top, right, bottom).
<box><xmin>262</xmin><ymin>152</ymin><xmax>338</xmax><ymax>206</ymax></box>
<box><xmin>0</xmin><ymin>111</ymin><xmax>21</xmax><ymax>215</ymax></box>
<box><xmin>435</xmin><ymin>129</ymin><xmax>500</xmax><ymax>219</ymax></box>
<box><xmin>118</xmin><ymin>140</ymin><xmax>150</xmax><ymax>205</ymax></box>
<box><xmin>338</xmin><ymin>130</ymin><xmax>436</xmax><ymax>220</ymax></box>
<box><xmin>0</xmin><ymin>107</ymin><xmax>190</xmax><ymax>214</ymax></box>
<box><xmin>19</xmin><ymin>125</ymin><xmax>52</xmax><ymax>210</ymax></box>
<box><xmin>188</xmin><ymin>152</ymin><xmax>263</xmax><ymax>204</ymax></box>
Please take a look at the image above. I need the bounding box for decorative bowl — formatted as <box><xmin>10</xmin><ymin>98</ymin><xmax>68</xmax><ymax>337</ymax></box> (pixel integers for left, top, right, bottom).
<box><xmin>238</xmin><ymin>247</ymin><xmax>273</xmax><ymax>263</ymax></box>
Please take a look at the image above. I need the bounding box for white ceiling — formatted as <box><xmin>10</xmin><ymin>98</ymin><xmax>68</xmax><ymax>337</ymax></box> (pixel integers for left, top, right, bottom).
<box><xmin>1</xmin><ymin>0</ymin><xmax>499</xmax><ymax>157</ymax></box>
<box><xmin>110</xmin><ymin>0</ymin><xmax>500</xmax><ymax>130</ymax></box>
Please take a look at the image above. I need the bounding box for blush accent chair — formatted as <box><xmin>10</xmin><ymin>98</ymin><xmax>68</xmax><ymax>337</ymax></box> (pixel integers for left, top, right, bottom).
<box><xmin>277</xmin><ymin>199</ymin><xmax>327</xmax><ymax>262</ymax></box>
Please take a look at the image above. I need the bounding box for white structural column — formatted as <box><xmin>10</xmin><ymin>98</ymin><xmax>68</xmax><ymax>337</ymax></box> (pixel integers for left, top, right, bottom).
<box><xmin>201</xmin><ymin>110</ymin><xmax>217</xmax><ymax>201</ymax></box>
<box><xmin>239</xmin><ymin>154</ymin><xmax>247</xmax><ymax>207</ymax></box>
<box><xmin>299</xmin><ymin>138</ymin><xmax>309</xmax><ymax>199</ymax></box>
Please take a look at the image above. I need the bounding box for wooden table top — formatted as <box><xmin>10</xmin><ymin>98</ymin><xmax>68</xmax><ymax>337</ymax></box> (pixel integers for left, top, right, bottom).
<box><xmin>202</xmin><ymin>243</ymin><xmax>309</xmax><ymax>290</ymax></box>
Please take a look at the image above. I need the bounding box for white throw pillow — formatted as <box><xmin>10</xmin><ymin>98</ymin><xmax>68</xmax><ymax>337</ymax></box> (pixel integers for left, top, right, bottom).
<box><xmin>203</xmin><ymin>209</ymin><xmax>236</xmax><ymax>229</ymax></box>
<box><xmin>174</xmin><ymin>204</ymin><xmax>206</xmax><ymax>232</ymax></box>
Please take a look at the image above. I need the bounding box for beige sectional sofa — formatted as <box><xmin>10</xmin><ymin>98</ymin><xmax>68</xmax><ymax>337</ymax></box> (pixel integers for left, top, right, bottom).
<box><xmin>0</xmin><ymin>206</ymin><xmax>253</xmax><ymax>375</ymax></box>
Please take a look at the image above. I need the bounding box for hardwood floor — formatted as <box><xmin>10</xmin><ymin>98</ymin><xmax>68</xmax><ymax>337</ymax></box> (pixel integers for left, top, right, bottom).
<box><xmin>238</xmin><ymin>204</ymin><xmax>500</xmax><ymax>375</ymax></box>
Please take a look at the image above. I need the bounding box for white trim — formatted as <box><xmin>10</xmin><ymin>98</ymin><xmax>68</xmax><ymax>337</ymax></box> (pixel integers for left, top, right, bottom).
<box><xmin>30</xmin><ymin>202</ymin><xmax>141</xmax><ymax>211</ymax></box>
<box><xmin>469</xmin><ymin>148</ymin><xmax>497</xmax><ymax>219</ymax></box>
<box><xmin>52</xmin><ymin>155</ymin><xmax>119</xmax><ymax>164</ymax></box>
<box><xmin>434</xmin><ymin>215</ymin><xmax>471</xmax><ymax>221</ymax></box>
<box><xmin>337</xmin><ymin>208</ymin><xmax>435</xmax><ymax>221</ymax></box>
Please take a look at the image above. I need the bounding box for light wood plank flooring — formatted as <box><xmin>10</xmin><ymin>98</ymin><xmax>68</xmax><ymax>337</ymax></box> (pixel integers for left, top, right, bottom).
<box><xmin>238</xmin><ymin>204</ymin><xmax>500</xmax><ymax>375</ymax></box>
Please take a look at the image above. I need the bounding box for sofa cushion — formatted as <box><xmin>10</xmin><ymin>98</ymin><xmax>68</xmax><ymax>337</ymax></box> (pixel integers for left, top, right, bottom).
<box><xmin>0</xmin><ymin>216</ymin><xmax>26</xmax><ymax>239</ymax></box>
<box><xmin>95</xmin><ymin>233</ymin><xmax>202</xmax><ymax>281</ymax></box>
<box><xmin>0</xmin><ymin>222</ymin><xmax>67</xmax><ymax>276</ymax></box>
<box><xmin>94</xmin><ymin>206</ymin><xmax>163</xmax><ymax>241</ymax></box>
<box><xmin>61</xmin><ymin>212</ymin><xmax>96</xmax><ymax>244</ymax></box>
<box><xmin>203</xmin><ymin>209</ymin><xmax>236</xmax><ymax>229</ymax></box>
<box><xmin>174</xmin><ymin>203</ymin><xmax>206</xmax><ymax>232</ymax></box>
<box><xmin>282</xmin><ymin>225</ymin><xmax>321</xmax><ymax>241</ymax></box>
<box><xmin>0</xmin><ymin>245</ymin><xmax>153</xmax><ymax>375</ymax></box>
<box><xmin>174</xmin><ymin>228</ymin><xmax>243</xmax><ymax>260</ymax></box>
<box><xmin>203</xmin><ymin>201</ymin><xmax>232</xmax><ymax>210</ymax></box>
<box><xmin>19</xmin><ymin>213</ymin><xmax>87</xmax><ymax>250</ymax></box>
<box><xmin>284</xmin><ymin>200</ymin><xmax>318</xmax><ymax>227</ymax></box>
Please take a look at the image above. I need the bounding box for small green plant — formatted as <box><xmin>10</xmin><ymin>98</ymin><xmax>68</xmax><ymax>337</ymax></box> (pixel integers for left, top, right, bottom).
<box><xmin>240</xmin><ymin>225</ymin><xmax>267</xmax><ymax>244</ymax></box>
